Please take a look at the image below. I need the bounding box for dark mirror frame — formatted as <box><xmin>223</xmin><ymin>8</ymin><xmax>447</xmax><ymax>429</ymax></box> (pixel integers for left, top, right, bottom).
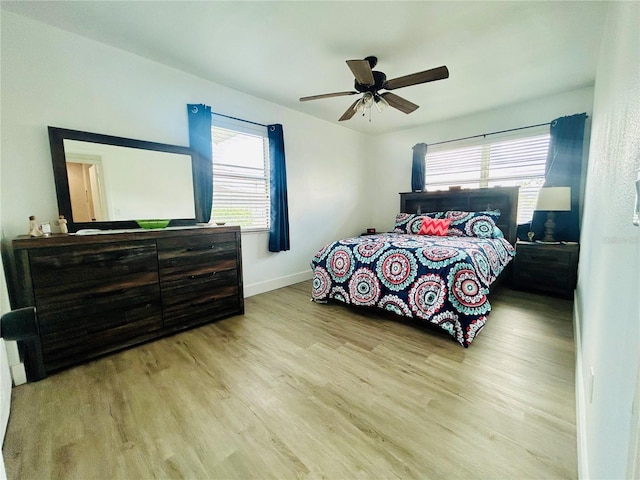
<box><xmin>48</xmin><ymin>126</ymin><xmax>200</xmax><ymax>233</ymax></box>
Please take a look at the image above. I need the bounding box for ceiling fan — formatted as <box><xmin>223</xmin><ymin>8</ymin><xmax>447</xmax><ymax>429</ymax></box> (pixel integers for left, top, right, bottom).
<box><xmin>299</xmin><ymin>56</ymin><xmax>449</xmax><ymax>121</ymax></box>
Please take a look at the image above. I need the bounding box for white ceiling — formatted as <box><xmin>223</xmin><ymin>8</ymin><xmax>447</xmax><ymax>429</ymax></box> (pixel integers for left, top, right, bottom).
<box><xmin>1</xmin><ymin>1</ymin><xmax>609</xmax><ymax>135</ymax></box>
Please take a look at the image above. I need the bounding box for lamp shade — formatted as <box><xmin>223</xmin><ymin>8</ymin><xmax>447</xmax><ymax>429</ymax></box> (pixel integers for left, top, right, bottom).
<box><xmin>535</xmin><ymin>186</ymin><xmax>571</xmax><ymax>211</ymax></box>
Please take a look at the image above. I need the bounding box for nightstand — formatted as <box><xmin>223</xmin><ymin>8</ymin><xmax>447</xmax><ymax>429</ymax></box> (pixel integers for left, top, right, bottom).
<box><xmin>512</xmin><ymin>241</ymin><xmax>580</xmax><ymax>298</ymax></box>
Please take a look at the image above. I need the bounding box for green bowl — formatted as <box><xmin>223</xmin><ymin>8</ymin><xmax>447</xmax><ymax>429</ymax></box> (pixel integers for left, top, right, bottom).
<box><xmin>136</xmin><ymin>219</ymin><xmax>171</xmax><ymax>229</ymax></box>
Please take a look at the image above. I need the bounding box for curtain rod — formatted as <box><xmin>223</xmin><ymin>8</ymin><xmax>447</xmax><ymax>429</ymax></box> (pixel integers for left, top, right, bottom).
<box><xmin>212</xmin><ymin>111</ymin><xmax>269</xmax><ymax>128</ymax></box>
<box><xmin>428</xmin><ymin>121</ymin><xmax>552</xmax><ymax>147</ymax></box>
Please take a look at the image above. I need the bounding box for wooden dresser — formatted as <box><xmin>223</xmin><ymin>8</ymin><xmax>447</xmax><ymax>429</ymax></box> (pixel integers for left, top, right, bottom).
<box><xmin>13</xmin><ymin>226</ymin><xmax>243</xmax><ymax>374</ymax></box>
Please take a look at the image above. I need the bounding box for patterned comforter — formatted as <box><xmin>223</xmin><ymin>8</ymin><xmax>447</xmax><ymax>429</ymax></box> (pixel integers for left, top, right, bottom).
<box><xmin>310</xmin><ymin>233</ymin><xmax>515</xmax><ymax>347</ymax></box>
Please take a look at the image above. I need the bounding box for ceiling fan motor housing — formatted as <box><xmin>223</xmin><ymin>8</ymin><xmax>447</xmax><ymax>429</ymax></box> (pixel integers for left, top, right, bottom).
<box><xmin>354</xmin><ymin>70</ymin><xmax>387</xmax><ymax>93</ymax></box>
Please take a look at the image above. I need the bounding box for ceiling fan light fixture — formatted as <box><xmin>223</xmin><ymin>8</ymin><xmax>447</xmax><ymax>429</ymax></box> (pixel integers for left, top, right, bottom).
<box><xmin>374</xmin><ymin>94</ymin><xmax>388</xmax><ymax>112</ymax></box>
<box><xmin>355</xmin><ymin>92</ymin><xmax>375</xmax><ymax>115</ymax></box>
<box><xmin>355</xmin><ymin>93</ymin><xmax>374</xmax><ymax>114</ymax></box>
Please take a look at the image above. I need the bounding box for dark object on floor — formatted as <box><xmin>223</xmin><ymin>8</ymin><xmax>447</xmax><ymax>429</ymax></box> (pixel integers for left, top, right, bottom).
<box><xmin>0</xmin><ymin>307</ymin><xmax>46</xmax><ymax>381</ymax></box>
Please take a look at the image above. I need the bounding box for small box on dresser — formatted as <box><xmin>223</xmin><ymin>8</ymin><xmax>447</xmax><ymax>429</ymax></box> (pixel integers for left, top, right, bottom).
<box><xmin>512</xmin><ymin>241</ymin><xmax>580</xmax><ymax>298</ymax></box>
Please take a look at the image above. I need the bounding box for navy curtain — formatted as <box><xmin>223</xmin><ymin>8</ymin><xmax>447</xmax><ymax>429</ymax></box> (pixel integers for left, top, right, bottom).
<box><xmin>531</xmin><ymin>113</ymin><xmax>587</xmax><ymax>242</ymax></box>
<box><xmin>267</xmin><ymin>124</ymin><xmax>290</xmax><ymax>252</ymax></box>
<box><xmin>187</xmin><ymin>104</ymin><xmax>213</xmax><ymax>223</ymax></box>
<box><xmin>411</xmin><ymin>143</ymin><xmax>427</xmax><ymax>192</ymax></box>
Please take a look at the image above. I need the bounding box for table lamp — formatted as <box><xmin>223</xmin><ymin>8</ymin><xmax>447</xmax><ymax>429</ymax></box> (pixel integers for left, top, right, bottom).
<box><xmin>535</xmin><ymin>186</ymin><xmax>571</xmax><ymax>242</ymax></box>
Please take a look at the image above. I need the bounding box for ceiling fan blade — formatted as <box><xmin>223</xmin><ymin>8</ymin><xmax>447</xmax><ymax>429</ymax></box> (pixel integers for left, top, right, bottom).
<box><xmin>384</xmin><ymin>65</ymin><xmax>449</xmax><ymax>90</ymax></box>
<box><xmin>346</xmin><ymin>59</ymin><xmax>375</xmax><ymax>86</ymax></box>
<box><xmin>300</xmin><ymin>91</ymin><xmax>358</xmax><ymax>102</ymax></box>
<box><xmin>380</xmin><ymin>92</ymin><xmax>419</xmax><ymax>114</ymax></box>
<box><xmin>339</xmin><ymin>99</ymin><xmax>362</xmax><ymax>121</ymax></box>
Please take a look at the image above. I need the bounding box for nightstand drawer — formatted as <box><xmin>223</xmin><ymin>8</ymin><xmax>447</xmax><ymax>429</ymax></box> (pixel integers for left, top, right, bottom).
<box><xmin>516</xmin><ymin>249</ymin><xmax>571</xmax><ymax>267</ymax></box>
<box><xmin>513</xmin><ymin>268</ymin><xmax>571</xmax><ymax>289</ymax></box>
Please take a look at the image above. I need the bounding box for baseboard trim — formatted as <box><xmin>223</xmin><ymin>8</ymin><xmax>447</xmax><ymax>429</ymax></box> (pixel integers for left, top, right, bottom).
<box><xmin>244</xmin><ymin>270</ymin><xmax>313</xmax><ymax>298</ymax></box>
<box><xmin>5</xmin><ymin>341</ymin><xmax>26</xmax><ymax>386</ymax></box>
<box><xmin>574</xmin><ymin>291</ymin><xmax>589</xmax><ymax>480</ymax></box>
<box><xmin>9</xmin><ymin>363</ymin><xmax>26</xmax><ymax>386</ymax></box>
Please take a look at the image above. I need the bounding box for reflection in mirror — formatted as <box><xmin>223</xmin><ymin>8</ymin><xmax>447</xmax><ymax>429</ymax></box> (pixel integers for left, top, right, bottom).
<box><xmin>48</xmin><ymin>126</ymin><xmax>200</xmax><ymax>233</ymax></box>
<box><xmin>63</xmin><ymin>140</ymin><xmax>195</xmax><ymax>222</ymax></box>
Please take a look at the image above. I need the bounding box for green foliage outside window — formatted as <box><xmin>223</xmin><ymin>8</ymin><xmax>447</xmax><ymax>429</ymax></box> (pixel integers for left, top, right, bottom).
<box><xmin>211</xmin><ymin>207</ymin><xmax>254</xmax><ymax>227</ymax></box>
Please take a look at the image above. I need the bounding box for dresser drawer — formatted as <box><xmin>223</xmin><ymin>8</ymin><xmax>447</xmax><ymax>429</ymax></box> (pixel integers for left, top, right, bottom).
<box><xmin>34</xmin><ymin>271</ymin><xmax>160</xmax><ymax>324</ymax></box>
<box><xmin>161</xmin><ymin>268</ymin><xmax>238</xmax><ymax>298</ymax></box>
<box><xmin>40</xmin><ymin>301</ymin><xmax>163</xmax><ymax>371</ymax></box>
<box><xmin>159</xmin><ymin>259</ymin><xmax>238</xmax><ymax>285</ymax></box>
<box><xmin>29</xmin><ymin>240</ymin><xmax>158</xmax><ymax>288</ymax></box>
<box><xmin>162</xmin><ymin>279</ymin><xmax>240</xmax><ymax>327</ymax></box>
<box><xmin>157</xmin><ymin>233</ymin><xmax>237</xmax><ymax>269</ymax></box>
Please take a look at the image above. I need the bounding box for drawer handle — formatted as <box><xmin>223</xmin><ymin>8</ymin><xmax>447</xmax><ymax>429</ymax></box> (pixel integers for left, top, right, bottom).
<box><xmin>86</xmin><ymin>288</ymin><xmax>126</xmax><ymax>300</ymax></box>
<box><xmin>186</xmin><ymin>245</ymin><xmax>215</xmax><ymax>252</ymax></box>
<box><xmin>189</xmin><ymin>271</ymin><xmax>217</xmax><ymax>280</ymax></box>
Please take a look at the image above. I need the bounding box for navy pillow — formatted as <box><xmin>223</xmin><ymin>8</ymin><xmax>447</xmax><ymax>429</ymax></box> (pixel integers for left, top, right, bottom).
<box><xmin>445</xmin><ymin>210</ymin><xmax>501</xmax><ymax>238</ymax></box>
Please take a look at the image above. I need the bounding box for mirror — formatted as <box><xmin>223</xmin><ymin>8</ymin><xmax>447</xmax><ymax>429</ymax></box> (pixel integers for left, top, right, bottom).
<box><xmin>49</xmin><ymin>127</ymin><xmax>200</xmax><ymax>232</ymax></box>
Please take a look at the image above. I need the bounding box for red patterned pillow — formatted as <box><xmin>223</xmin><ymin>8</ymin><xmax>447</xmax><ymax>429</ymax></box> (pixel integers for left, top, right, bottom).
<box><xmin>418</xmin><ymin>217</ymin><xmax>451</xmax><ymax>236</ymax></box>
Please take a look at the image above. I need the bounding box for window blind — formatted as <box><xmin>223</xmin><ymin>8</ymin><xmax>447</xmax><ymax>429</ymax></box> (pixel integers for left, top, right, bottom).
<box><xmin>425</xmin><ymin>132</ymin><xmax>550</xmax><ymax>224</ymax></box>
<box><xmin>211</xmin><ymin>115</ymin><xmax>270</xmax><ymax>230</ymax></box>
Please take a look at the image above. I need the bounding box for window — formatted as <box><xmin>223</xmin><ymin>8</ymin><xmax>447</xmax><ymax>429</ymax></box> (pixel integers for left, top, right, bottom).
<box><xmin>211</xmin><ymin>114</ymin><xmax>270</xmax><ymax>230</ymax></box>
<box><xmin>424</xmin><ymin>130</ymin><xmax>550</xmax><ymax>224</ymax></box>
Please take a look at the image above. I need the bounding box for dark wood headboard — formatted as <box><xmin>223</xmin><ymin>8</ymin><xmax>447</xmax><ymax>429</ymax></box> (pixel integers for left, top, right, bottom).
<box><xmin>399</xmin><ymin>186</ymin><xmax>520</xmax><ymax>245</ymax></box>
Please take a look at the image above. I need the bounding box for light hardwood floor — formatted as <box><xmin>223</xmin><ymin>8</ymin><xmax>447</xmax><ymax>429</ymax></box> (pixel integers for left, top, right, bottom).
<box><xmin>4</xmin><ymin>281</ymin><xmax>577</xmax><ymax>479</ymax></box>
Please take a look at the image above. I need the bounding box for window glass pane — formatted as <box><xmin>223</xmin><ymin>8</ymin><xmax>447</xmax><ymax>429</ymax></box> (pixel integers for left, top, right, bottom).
<box><xmin>488</xmin><ymin>135</ymin><xmax>548</xmax><ymax>182</ymax></box>
<box><xmin>211</xmin><ymin>120</ymin><xmax>269</xmax><ymax>230</ymax></box>
<box><xmin>488</xmin><ymin>177</ymin><xmax>545</xmax><ymax>224</ymax></box>
<box><xmin>213</xmin><ymin>128</ymin><xmax>266</xmax><ymax>171</ymax></box>
<box><xmin>424</xmin><ymin>132</ymin><xmax>550</xmax><ymax>225</ymax></box>
<box><xmin>425</xmin><ymin>145</ymin><xmax>483</xmax><ymax>188</ymax></box>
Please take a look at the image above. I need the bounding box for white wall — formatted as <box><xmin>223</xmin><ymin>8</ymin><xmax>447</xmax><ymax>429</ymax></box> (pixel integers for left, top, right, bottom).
<box><xmin>576</xmin><ymin>2</ymin><xmax>640</xmax><ymax>479</ymax></box>
<box><xmin>0</xmin><ymin>11</ymin><xmax>369</xmax><ymax>298</ymax></box>
<box><xmin>366</xmin><ymin>86</ymin><xmax>595</xmax><ymax>231</ymax></box>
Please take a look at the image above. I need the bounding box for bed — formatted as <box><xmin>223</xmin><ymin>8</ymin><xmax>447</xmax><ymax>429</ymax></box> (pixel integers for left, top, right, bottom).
<box><xmin>310</xmin><ymin>187</ymin><xmax>519</xmax><ymax>347</ymax></box>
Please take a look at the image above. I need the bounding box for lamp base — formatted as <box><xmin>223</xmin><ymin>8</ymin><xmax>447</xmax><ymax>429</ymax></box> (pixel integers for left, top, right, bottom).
<box><xmin>543</xmin><ymin>212</ymin><xmax>556</xmax><ymax>242</ymax></box>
